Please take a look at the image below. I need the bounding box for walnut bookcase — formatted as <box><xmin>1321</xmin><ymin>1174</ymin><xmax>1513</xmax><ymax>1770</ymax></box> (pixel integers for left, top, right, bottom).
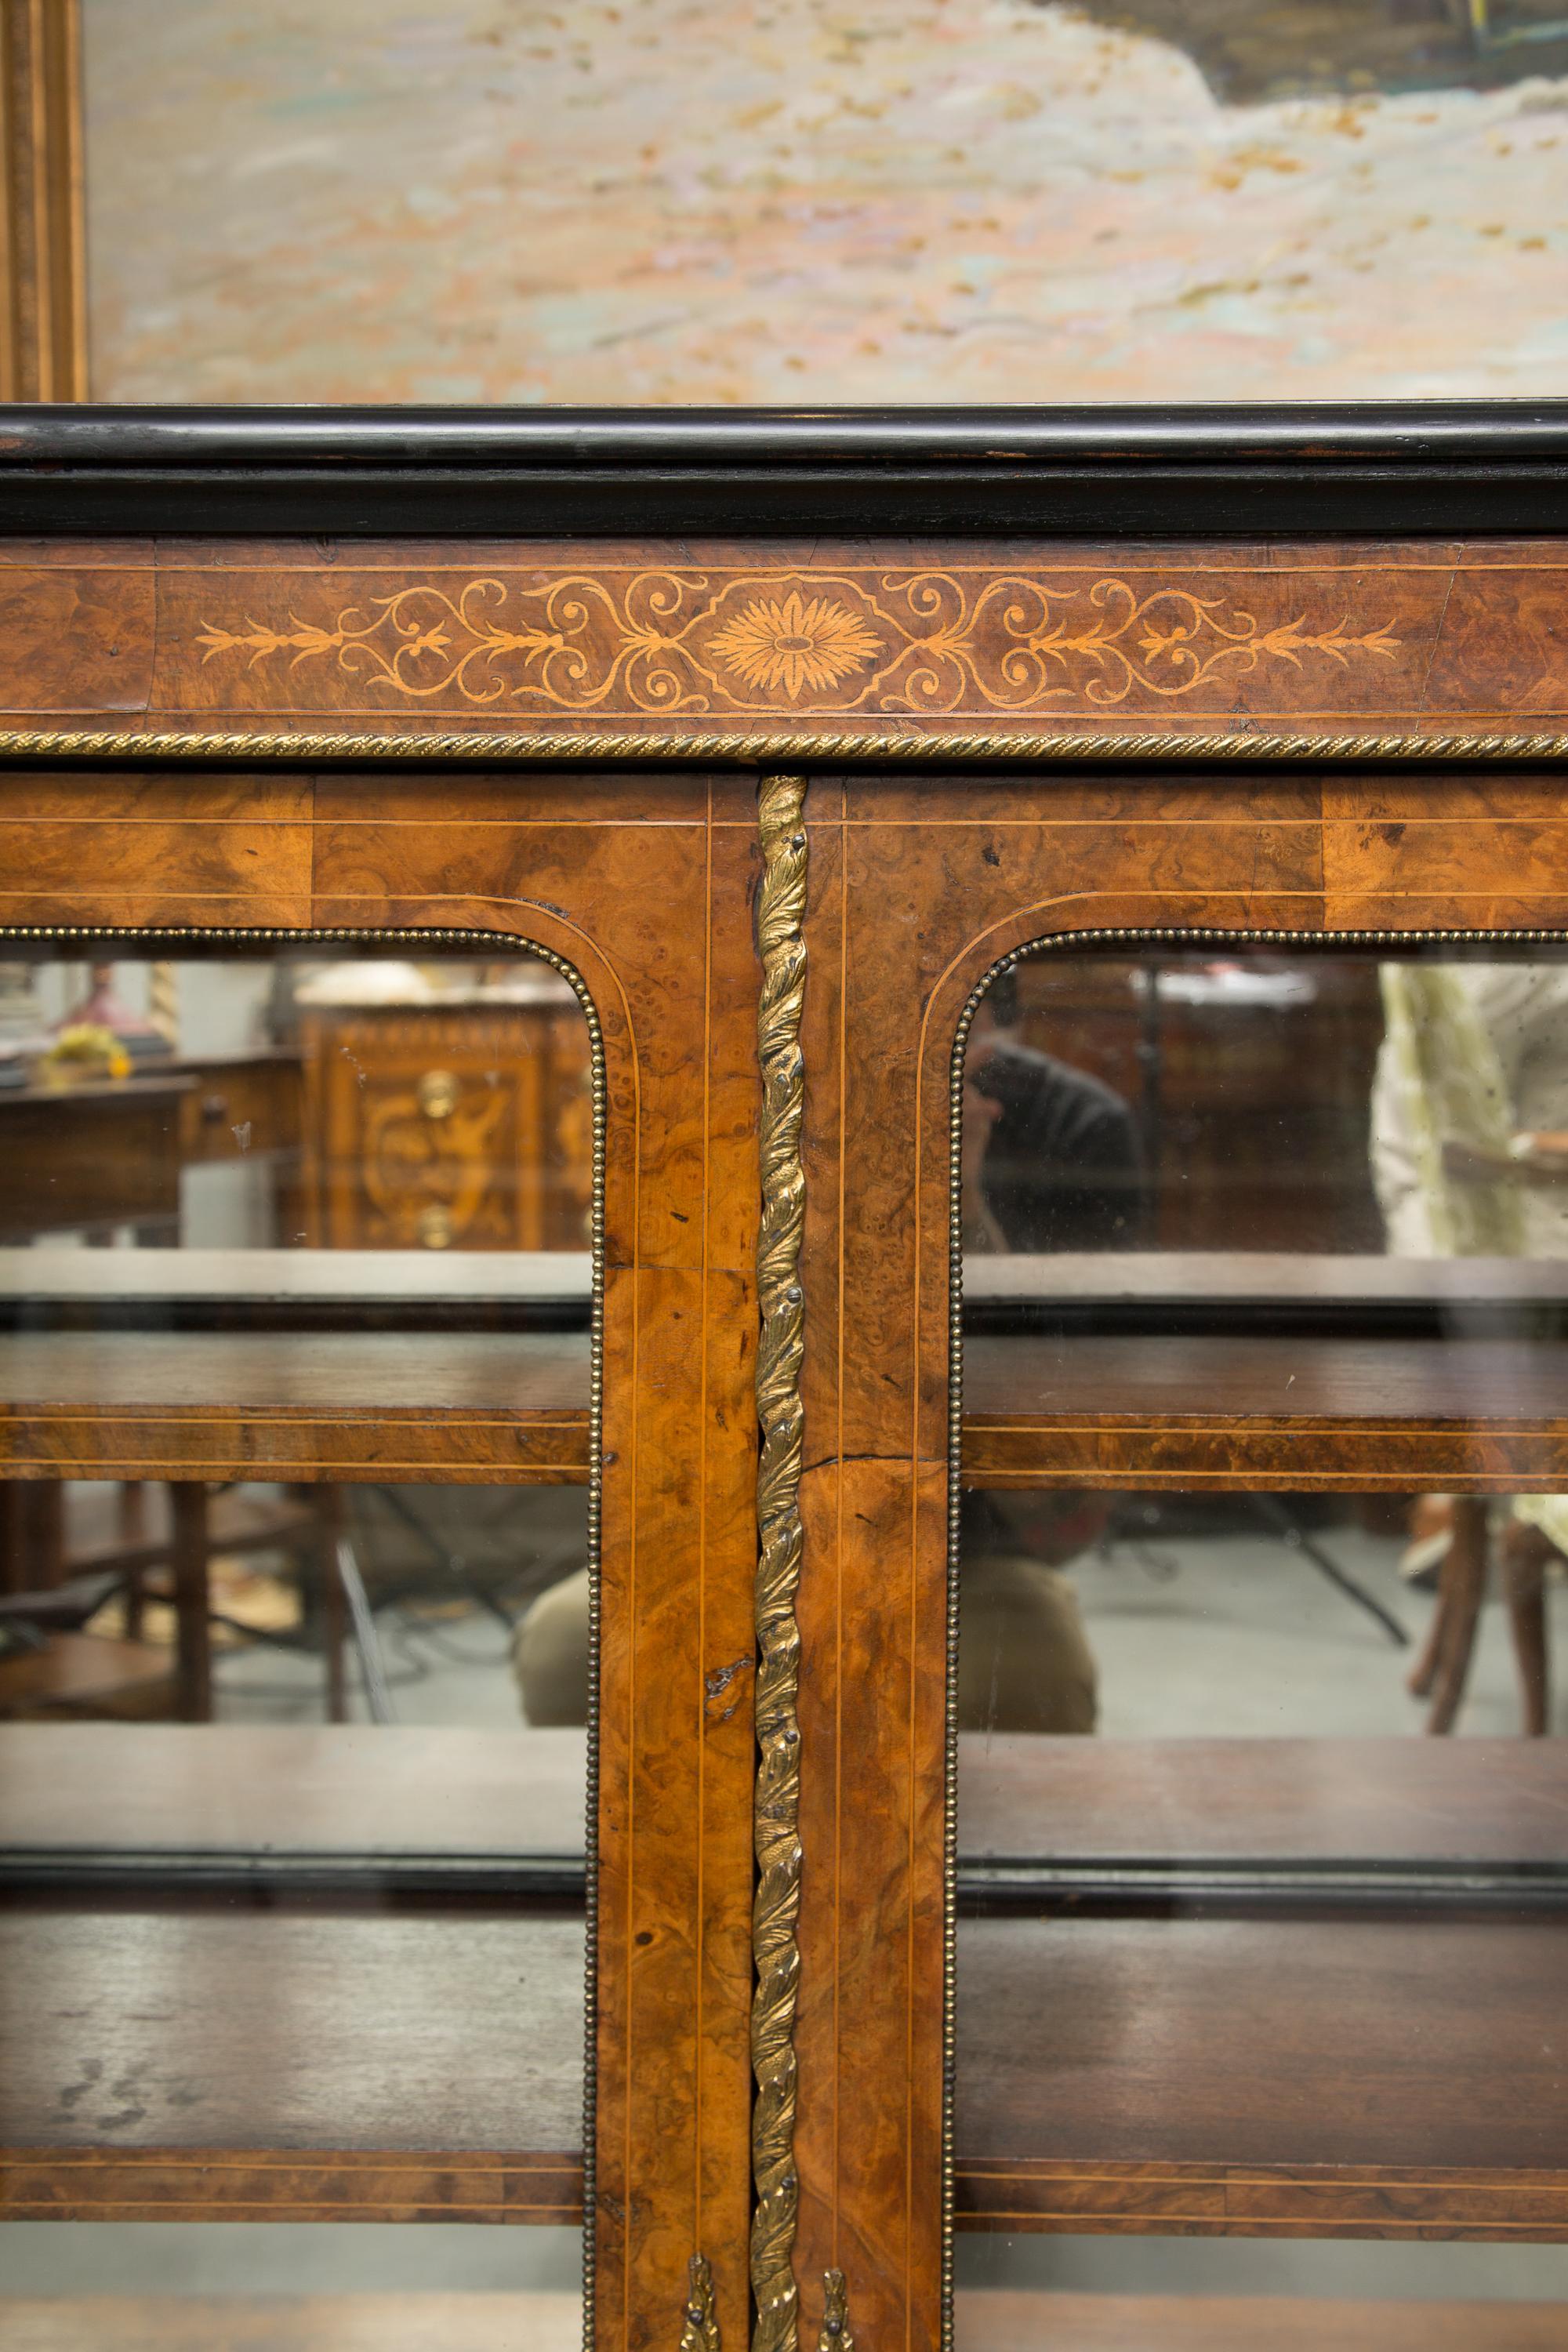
<box><xmin>2</xmin><ymin>408</ymin><xmax>1568</xmax><ymax>2352</ymax></box>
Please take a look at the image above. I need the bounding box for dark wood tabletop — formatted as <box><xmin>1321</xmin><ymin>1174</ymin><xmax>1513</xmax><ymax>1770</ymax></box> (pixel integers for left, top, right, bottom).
<box><xmin>0</xmin><ymin>1330</ymin><xmax>591</xmax><ymax>1482</ymax></box>
<box><xmin>962</xmin><ymin>1332</ymin><xmax>1568</xmax><ymax>1490</ymax></box>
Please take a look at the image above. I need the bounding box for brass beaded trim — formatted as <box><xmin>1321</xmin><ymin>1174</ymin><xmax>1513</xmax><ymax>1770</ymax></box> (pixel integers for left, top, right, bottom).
<box><xmin>1</xmin><ymin>724</ymin><xmax>1567</xmax><ymax>766</ymax></box>
<box><xmin>0</xmin><ymin>921</ymin><xmax>608</xmax><ymax>2352</ymax></box>
<box><xmin>752</xmin><ymin>775</ymin><xmax>809</xmax><ymax>2352</ymax></box>
<box><xmin>942</xmin><ymin>921</ymin><xmax>1568</xmax><ymax>2352</ymax></box>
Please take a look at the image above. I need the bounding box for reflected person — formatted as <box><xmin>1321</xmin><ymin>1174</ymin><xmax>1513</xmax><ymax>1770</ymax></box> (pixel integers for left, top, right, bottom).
<box><xmin>514</xmin><ymin>971</ymin><xmax>1138</xmax><ymax>1731</ymax></box>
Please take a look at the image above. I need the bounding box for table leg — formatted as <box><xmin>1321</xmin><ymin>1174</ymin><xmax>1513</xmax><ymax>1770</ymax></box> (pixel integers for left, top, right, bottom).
<box><xmin>169</xmin><ymin>1482</ymin><xmax>213</xmax><ymax>1722</ymax></box>
<box><xmin>1501</xmin><ymin>1518</ymin><xmax>1552</xmax><ymax>1738</ymax></box>
<box><xmin>317</xmin><ymin>1487</ymin><xmax>349</xmax><ymax>1723</ymax></box>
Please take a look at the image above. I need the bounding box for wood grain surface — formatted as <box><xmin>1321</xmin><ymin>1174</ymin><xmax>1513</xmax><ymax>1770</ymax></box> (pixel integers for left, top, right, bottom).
<box><xmin>792</xmin><ymin>755</ymin><xmax>1568</xmax><ymax>2349</ymax></box>
<box><xmin>0</xmin><ymin>1903</ymin><xmax>585</xmax><ymax>2217</ymax></box>
<box><xmin>955</xmin><ymin>1911</ymin><xmax>1568</xmax><ymax>2227</ymax></box>
<box><xmin>0</xmin><ymin>757</ymin><xmax>762</xmax><ymax>2350</ymax></box>
<box><xmin>961</xmin><ymin>1334</ymin><xmax>1568</xmax><ymax>1490</ymax></box>
<box><xmin>9</xmin><ymin>539</ymin><xmax>1568</xmax><ymax>739</ymax></box>
<box><xmin>12</xmin><ymin>533</ymin><xmax>1568</xmax><ymax>2347</ymax></box>
<box><xmin>0</xmin><ymin>1330</ymin><xmax>591</xmax><ymax>1482</ymax></box>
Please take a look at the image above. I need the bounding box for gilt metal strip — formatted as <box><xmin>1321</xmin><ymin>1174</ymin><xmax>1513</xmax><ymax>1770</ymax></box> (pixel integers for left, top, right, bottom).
<box><xmin>752</xmin><ymin>773</ymin><xmax>809</xmax><ymax>2352</ymax></box>
<box><xmin>1</xmin><ymin>724</ymin><xmax>1567</xmax><ymax>765</ymax></box>
<box><xmin>681</xmin><ymin>2254</ymin><xmax>722</xmax><ymax>2352</ymax></box>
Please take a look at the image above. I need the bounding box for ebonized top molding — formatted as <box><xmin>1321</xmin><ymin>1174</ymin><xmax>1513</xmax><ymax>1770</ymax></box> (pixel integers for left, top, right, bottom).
<box><xmin>6</xmin><ymin>402</ymin><xmax>1568</xmax><ymax>538</ymax></box>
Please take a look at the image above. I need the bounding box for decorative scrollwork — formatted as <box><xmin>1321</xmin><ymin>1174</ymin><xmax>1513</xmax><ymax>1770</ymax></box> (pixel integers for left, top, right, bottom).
<box><xmin>873</xmin><ymin>571</ymin><xmax>1399</xmax><ymax>713</ymax></box>
<box><xmin>681</xmin><ymin>2252</ymin><xmax>722</xmax><ymax>2352</ymax></box>
<box><xmin>191</xmin><ymin>566</ymin><xmax>1401</xmax><ymax>717</ymax></box>
<box><xmin>753</xmin><ymin>772</ymin><xmax>808</xmax><ymax>2352</ymax></box>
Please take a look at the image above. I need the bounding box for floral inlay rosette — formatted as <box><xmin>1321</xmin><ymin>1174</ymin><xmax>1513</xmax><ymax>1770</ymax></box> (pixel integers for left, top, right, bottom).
<box><xmin>198</xmin><ymin>568</ymin><xmax>1401</xmax><ymax>716</ymax></box>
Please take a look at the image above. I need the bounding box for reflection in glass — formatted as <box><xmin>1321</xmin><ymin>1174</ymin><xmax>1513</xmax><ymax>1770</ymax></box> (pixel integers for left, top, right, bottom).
<box><xmin>954</xmin><ymin>948</ymin><xmax>1568</xmax><ymax>2343</ymax></box>
<box><xmin>956</xmin><ymin>2233</ymin><xmax>1568</xmax><ymax>2346</ymax></box>
<box><xmin>0</xmin><ymin>2223</ymin><xmax>585</xmax><ymax>2350</ymax></box>
<box><xmin>0</xmin><ymin>949</ymin><xmax>596</xmax><ymax>2335</ymax></box>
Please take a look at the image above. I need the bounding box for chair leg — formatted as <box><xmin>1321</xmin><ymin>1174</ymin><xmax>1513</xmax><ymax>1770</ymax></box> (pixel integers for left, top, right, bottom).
<box><xmin>31</xmin><ymin>1485</ymin><xmax>64</xmax><ymax>1590</ymax></box>
<box><xmin>316</xmin><ymin>1487</ymin><xmax>349</xmax><ymax>1723</ymax></box>
<box><xmin>0</xmin><ymin>1484</ymin><xmax>57</xmax><ymax>1595</ymax></box>
<box><xmin>1501</xmin><ymin>1519</ymin><xmax>1552</xmax><ymax>1737</ymax></box>
<box><xmin>118</xmin><ymin>1483</ymin><xmax>148</xmax><ymax>1639</ymax></box>
<box><xmin>169</xmin><ymin>1482</ymin><xmax>214</xmax><ymax>1722</ymax></box>
<box><xmin>1424</xmin><ymin>1496</ymin><xmax>1490</xmax><ymax>1736</ymax></box>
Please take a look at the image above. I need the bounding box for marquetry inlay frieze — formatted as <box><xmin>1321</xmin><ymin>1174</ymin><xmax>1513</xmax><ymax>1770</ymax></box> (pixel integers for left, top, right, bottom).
<box><xmin>191</xmin><ymin>565</ymin><xmax>1402</xmax><ymax>719</ymax></box>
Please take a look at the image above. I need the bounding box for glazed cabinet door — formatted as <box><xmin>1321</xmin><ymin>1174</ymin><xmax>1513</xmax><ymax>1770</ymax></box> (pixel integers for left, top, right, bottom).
<box><xmin>0</xmin><ymin>771</ymin><xmax>763</xmax><ymax>2352</ymax></box>
<box><xmin>790</xmin><ymin>769</ymin><xmax>1568</xmax><ymax>2352</ymax></box>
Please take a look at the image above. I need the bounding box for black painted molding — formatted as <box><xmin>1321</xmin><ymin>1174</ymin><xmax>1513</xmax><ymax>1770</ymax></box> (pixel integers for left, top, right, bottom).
<box><xmin>4</xmin><ymin>403</ymin><xmax>1568</xmax><ymax>536</ymax></box>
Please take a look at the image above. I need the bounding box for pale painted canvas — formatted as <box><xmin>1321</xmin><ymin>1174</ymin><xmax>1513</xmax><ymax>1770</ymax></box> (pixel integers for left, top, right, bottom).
<box><xmin>82</xmin><ymin>1</ymin><xmax>1568</xmax><ymax>403</ymax></box>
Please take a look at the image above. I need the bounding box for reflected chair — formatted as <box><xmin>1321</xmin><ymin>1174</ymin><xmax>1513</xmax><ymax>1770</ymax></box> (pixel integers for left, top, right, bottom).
<box><xmin>1</xmin><ymin>1480</ymin><xmax>353</xmax><ymax>1723</ymax></box>
<box><xmin>1407</xmin><ymin>1496</ymin><xmax>1552</xmax><ymax>1734</ymax></box>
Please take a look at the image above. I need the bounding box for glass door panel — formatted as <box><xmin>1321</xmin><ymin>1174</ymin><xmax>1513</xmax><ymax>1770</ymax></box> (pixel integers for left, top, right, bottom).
<box><xmin>0</xmin><ymin>947</ymin><xmax>598</xmax><ymax>2348</ymax></box>
<box><xmin>954</xmin><ymin>946</ymin><xmax>1568</xmax><ymax>2347</ymax></box>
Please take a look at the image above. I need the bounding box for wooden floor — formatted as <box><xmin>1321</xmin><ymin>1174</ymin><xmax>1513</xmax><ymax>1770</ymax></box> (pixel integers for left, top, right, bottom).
<box><xmin>953</xmin><ymin>2288</ymin><xmax>1568</xmax><ymax>2350</ymax></box>
<box><xmin>4</xmin><ymin>2296</ymin><xmax>583</xmax><ymax>2351</ymax></box>
<box><xmin>5</xmin><ymin>2292</ymin><xmax>1564</xmax><ymax>2351</ymax></box>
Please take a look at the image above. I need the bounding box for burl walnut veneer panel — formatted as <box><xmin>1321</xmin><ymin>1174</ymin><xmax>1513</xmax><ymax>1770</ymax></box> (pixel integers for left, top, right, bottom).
<box><xmin>8</xmin><ymin>538</ymin><xmax>1568</xmax><ymax>738</ymax></box>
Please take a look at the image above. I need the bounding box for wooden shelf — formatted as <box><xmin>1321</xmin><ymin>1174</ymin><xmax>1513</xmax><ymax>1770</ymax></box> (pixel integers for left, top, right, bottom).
<box><xmin>955</xmin><ymin>1910</ymin><xmax>1568</xmax><ymax>2237</ymax></box>
<box><xmin>962</xmin><ymin>1334</ymin><xmax>1568</xmax><ymax>1490</ymax></box>
<box><xmin>0</xmin><ymin>1900</ymin><xmax>585</xmax><ymax>2221</ymax></box>
<box><xmin>0</xmin><ymin>1330</ymin><xmax>591</xmax><ymax>1482</ymax></box>
<box><xmin>953</xmin><ymin>2290</ymin><xmax>1568</xmax><ymax>2351</ymax></box>
<box><xmin>5</xmin><ymin>2297</ymin><xmax>583</xmax><ymax>2352</ymax></box>
<box><xmin>958</xmin><ymin>1736</ymin><xmax>1568</xmax><ymax>1871</ymax></box>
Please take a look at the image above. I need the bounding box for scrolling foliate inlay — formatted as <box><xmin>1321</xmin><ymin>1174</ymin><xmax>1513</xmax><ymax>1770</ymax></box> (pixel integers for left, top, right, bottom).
<box><xmin>194</xmin><ymin>568</ymin><xmax>1400</xmax><ymax>718</ymax></box>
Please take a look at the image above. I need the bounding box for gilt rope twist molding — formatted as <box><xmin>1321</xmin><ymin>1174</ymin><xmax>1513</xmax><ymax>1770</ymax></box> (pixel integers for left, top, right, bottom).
<box><xmin>2</xmin><ymin>728</ymin><xmax>1568</xmax><ymax>764</ymax></box>
<box><xmin>191</xmin><ymin>571</ymin><xmax>1399</xmax><ymax>717</ymax></box>
<box><xmin>753</xmin><ymin>772</ymin><xmax>809</xmax><ymax>2352</ymax></box>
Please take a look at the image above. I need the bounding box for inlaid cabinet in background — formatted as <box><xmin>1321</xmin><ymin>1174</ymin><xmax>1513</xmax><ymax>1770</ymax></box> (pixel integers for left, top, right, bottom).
<box><xmin>5</xmin><ymin>410</ymin><xmax>1568</xmax><ymax>2352</ymax></box>
<box><xmin>298</xmin><ymin>985</ymin><xmax>594</xmax><ymax>1252</ymax></box>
